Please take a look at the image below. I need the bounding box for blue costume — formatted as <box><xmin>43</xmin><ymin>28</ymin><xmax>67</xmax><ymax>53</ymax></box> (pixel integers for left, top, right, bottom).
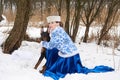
<box><xmin>42</xmin><ymin>26</ymin><xmax>114</xmax><ymax>80</ymax></box>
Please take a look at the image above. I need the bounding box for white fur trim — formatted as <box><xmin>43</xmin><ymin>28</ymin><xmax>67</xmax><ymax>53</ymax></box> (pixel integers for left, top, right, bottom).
<box><xmin>47</xmin><ymin>16</ymin><xmax>61</xmax><ymax>23</ymax></box>
<box><xmin>58</xmin><ymin>50</ymin><xmax>79</xmax><ymax>58</ymax></box>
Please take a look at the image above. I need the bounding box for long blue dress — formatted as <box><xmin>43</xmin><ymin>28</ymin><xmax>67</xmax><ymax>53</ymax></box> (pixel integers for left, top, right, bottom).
<box><xmin>41</xmin><ymin>26</ymin><xmax>114</xmax><ymax>80</ymax></box>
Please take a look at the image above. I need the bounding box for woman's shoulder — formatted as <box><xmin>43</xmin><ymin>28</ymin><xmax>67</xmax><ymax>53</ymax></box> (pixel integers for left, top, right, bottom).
<box><xmin>55</xmin><ymin>26</ymin><xmax>65</xmax><ymax>33</ymax></box>
<box><xmin>55</xmin><ymin>26</ymin><xmax>63</xmax><ymax>30</ymax></box>
<box><xmin>51</xmin><ymin>26</ymin><xmax>65</xmax><ymax>37</ymax></box>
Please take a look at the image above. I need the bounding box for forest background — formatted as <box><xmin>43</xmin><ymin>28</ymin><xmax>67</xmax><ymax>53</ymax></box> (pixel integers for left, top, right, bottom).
<box><xmin>0</xmin><ymin>0</ymin><xmax>120</xmax><ymax>54</ymax></box>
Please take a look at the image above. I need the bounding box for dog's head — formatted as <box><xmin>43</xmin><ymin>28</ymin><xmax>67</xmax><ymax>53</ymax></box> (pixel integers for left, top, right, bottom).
<box><xmin>40</xmin><ymin>27</ymin><xmax>50</xmax><ymax>42</ymax></box>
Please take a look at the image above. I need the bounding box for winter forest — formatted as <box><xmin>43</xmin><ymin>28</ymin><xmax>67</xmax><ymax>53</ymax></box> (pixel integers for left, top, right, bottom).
<box><xmin>0</xmin><ymin>0</ymin><xmax>120</xmax><ymax>80</ymax></box>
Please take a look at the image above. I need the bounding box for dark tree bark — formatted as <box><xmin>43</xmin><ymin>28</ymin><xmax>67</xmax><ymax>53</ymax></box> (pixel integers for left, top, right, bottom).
<box><xmin>2</xmin><ymin>0</ymin><xmax>32</xmax><ymax>54</ymax></box>
<box><xmin>70</xmin><ymin>0</ymin><xmax>84</xmax><ymax>42</ymax></box>
<box><xmin>65</xmin><ymin>0</ymin><xmax>70</xmax><ymax>35</ymax></box>
<box><xmin>97</xmin><ymin>0</ymin><xmax>120</xmax><ymax>45</ymax></box>
<box><xmin>0</xmin><ymin>0</ymin><xmax>3</xmax><ymax>21</ymax></box>
<box><xmin>82</xmin><ymin>0</ymin><xmax>105</xmax><ymax>42</ymax></box>
<box><xmin>57</xmin><ymin>0</ymin><xmax>62</xmax><ymax>16</ymax></box>
<box><xmin>64</xmin><ymin>0</ymin><xmax>85</xmax><ymax>42</ymax></box>
<box><xmin>54</xmin><ymin>0</ymin><xmax>63</xmax><ymax>16</ymax></box>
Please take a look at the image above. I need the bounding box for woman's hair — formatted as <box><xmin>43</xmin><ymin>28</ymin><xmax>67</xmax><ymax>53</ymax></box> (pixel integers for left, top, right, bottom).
<box><xmin>56</xmin><ymin>21</ymin><xmax>63</xmax><ymax>27</ymax></box>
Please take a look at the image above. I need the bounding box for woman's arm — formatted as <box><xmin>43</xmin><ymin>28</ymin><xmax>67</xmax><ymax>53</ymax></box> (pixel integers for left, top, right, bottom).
<box><xmin>41</xmin><ymin>31</ymin><xmax>63</xmax><ymax>49</ymax></box>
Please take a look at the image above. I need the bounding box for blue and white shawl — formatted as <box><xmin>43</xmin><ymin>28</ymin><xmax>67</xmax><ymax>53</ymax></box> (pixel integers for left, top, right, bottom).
<box><xmin>41</xmin><ymin>26</ymin><xmax>79</xmax><ymax>58</ymax></box>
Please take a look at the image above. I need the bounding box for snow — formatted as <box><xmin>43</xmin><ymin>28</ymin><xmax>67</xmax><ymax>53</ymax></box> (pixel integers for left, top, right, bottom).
<box><xmin>0</xmin><ymin>20</ymin><xmax>120</xmax><ymax>80</ymax></box>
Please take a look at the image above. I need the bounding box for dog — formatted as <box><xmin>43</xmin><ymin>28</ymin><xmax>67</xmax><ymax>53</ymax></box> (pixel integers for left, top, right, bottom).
<box><xmin>34</xmin><ymin>27</ymin><xmax>50</xmax><ymax>73</ymax></box>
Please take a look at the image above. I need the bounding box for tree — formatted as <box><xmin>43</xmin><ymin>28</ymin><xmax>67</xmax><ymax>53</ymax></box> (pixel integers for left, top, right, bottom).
<box><xmin>97</xmin><ymin>0</ymin><xmax>120</xmax><ymax>45</ymax></box>
<box><xmin>64</xmin><ymin>0</ymin><xmax>86</xmax><ymax>42</ymax></box>
<box><xmin>64</xmin><ymin>0</ymin><xmax>71</xmax><ymax>35</ymax></box>
<box><xmin>70</xmin><ymin>0</ymin><xmax>85</xmax><ymax>42</ymax></box>
<box><xmin>2</xmin><ymin>0</ymin><xmax>32</xmax><ymax>54</ymax></box>
<box><xmin>0</xmin><ymin>0</ymin><xmax>3</xmax><ymax>21</ymax></box>
<box><xmin>53</xmin><ymin>0</ymin><xmax>64</xmax><ymax>16</ymax></box>
<box><xmin>82</xmin><ymin>0</ymin><xmax>105</xmax><ymax>42</ymax></box>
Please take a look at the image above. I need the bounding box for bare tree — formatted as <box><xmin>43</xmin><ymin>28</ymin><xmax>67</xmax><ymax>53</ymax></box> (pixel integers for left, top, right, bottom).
<box><xmin>70</xmin><ymin>0</ymin><xmax>86</xmax><ymax>42</ymax></box>
<box><xmin>64</xmin><ymin>0</ymin><xmax>71</xmax><ymax>35</ymax></box>
<box><xmin>2</xmin><ymin>0</ymin><xmax>32</xmax><ymax>54</ymax></box>
<box><xmin>97</xmin><ymin>0</ymin><xmax>120</xmax><ymax>45</ymax></box>
<box><xmin>53</xmin><ymin>0</ymin><xmax>64</xmax><ymax>16</ymax></box>
<box><xmin>0</xmin><ymin>0</ymin><xmax>3</xmax><ymax>21</ymax></box>
<box><xmin>64</xmin><ymin>0</ymin><xmax>86</xmax><ymax>42</ymax></box>
<box><xmin>82</xmin><ymin>0</ymin><xmax>105</xmax><ymax>42</ymax></box>
<box><xmin>45</xmin><ymin>0</ymin><xmax>53</xmax><ymax>16</ymax></box>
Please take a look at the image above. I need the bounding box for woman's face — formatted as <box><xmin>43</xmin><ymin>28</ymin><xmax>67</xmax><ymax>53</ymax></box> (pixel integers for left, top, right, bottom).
<box><xmin>48</xmin><ymin>22</ymin><xmax>59</xmax><ymax>31</ymax></box>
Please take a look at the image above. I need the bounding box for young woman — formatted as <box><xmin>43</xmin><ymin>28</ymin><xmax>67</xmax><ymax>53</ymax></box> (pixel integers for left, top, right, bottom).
<box><xmin>40</xmin><ymin>16</ymin><xmax>114</xmax><ymax>80</ymax></box>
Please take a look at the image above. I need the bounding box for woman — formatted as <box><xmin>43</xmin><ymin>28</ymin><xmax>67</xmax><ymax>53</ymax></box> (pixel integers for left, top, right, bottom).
<box><xmin>41</xmin><ymin>16</ymin><xmax>114</xmax><ymax>80</ymax></box>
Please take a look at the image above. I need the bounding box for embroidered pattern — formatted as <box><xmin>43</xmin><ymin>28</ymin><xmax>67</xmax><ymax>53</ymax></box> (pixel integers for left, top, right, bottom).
<box><xmin>42</xmin><ymin>26</ymin><xmax>78</xmax><ymax>55</ymax></box>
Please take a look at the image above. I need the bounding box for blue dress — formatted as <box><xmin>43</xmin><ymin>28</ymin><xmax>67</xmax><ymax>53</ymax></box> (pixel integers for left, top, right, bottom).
<box><xmin>41</xmin><ymin>26</ymin><xmax>114</xmax><ymax>80</ymax></box>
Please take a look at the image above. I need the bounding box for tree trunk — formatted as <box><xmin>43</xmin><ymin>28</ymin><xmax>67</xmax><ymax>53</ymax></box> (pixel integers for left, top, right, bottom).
<box><xmin>82</xmin><ymin>0</ymin><xmax>105</xmax><ymax>43</ymax></box>
<box><xmin>83</xmin><ymin>24</ymin><xmax>90</xmax><ymax>42</ymax></box>
<box><xmin>71</xmin><ymin>0</ymin><xmax>81</xmax><ymax>42</ymax></box>
<box><xmin>97</xmin><ymin>0</ymin><xmax>119</xmax><ymax>45</ymax></box>
<box><xmin>57</xmin><ymin>0</ymin><xmax>62</xmax><ymax>16</ymax></box>
<box><xmin>65</xmin><ymin>0</ymin><xmax>70</xmax><ymax>35</ymax></box>
<box><xmin>2</xmin><ymin>0</ymin><xmax>32</xmax><ymax>54</ymax></box>
<box><xmin>98</xmin><ymin>36</ymin><xmax>102</xmax><ymax>45</ymax></box>
<box><xmin>0</xmin><ymin>0</ymin><xmax>3</xmax><ymax>21</ymax></box>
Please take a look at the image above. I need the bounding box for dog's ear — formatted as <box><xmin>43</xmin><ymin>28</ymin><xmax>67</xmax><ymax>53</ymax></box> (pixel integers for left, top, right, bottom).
<box><xmin>40</xmin><ymin>26</ymin><xmax>44</xmax><ymax>34</ymax></box>
<box><xmin>46</xmin><ymin>28</ymin><xmax>49</xmax><ymax>33</ymax></box>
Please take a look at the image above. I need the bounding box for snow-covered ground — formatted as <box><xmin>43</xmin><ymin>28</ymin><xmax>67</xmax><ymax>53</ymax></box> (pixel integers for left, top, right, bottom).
<box><xmin>0</xmin><ymin>17</ymin><xmax>120</xmax><ymax>80</ymax></box>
